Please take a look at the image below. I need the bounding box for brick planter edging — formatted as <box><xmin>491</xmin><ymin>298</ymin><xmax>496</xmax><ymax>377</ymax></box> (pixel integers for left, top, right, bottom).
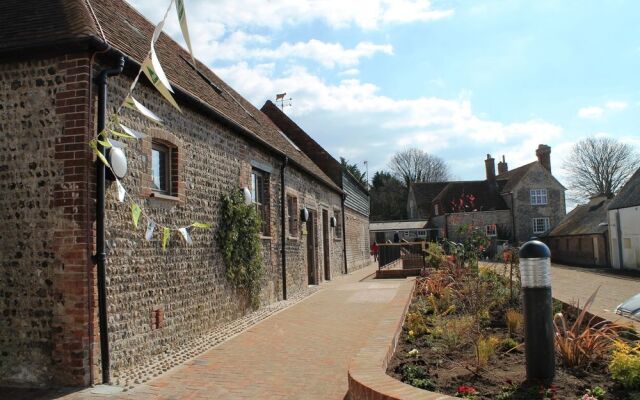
<box><xmin>347</xmin><ymin>278</ymin><xmax>457</xmax><ymax>400</ymax></box>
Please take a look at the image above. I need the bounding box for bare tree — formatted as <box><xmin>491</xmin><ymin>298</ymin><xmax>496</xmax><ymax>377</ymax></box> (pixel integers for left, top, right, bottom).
<box><xmin>388</xmin><ymin>148</ymin><xmax>450</xmax><ymax>186</ymax></box>
<box><xmin>564</xmin><ymin>137</ymin><xmax>639</xmax><ymax>199</ymax></box>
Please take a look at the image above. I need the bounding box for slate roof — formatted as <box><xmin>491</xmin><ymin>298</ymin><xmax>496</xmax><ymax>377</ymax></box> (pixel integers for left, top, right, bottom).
<box><xmin>0</xmin><ymin>0</ymin><xmax>341</xmax><ymax>193</ymax></box>
<box><xmin>496</xmin><ymin>162</ymin><xmax>536</xmax><ymax>193</ymax></box>
<box><xmin>433</xmin><ymin>181</ymin><xmax>509</xmax><ymax>213</ymax></box>
<box><xmin>370</xmin><ymin>220</ymin><xmax>429</xmax><ymax>231</ymax></box>
<box><xmin>609</xmin><ymin>168</ymin><xmax>640</xmax><ymax>210</ymax></box>
<box><xmin>549</xmin><ymin>196</ymin><xmax>611</xmax><ymax>236</ymax></box>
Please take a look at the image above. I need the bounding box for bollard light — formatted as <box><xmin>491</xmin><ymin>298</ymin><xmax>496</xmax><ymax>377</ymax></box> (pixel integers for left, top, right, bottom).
<box><xmin>519</xmin><ymin>238</ymin><xmax>555</xmax><ymax>384</ymax></box>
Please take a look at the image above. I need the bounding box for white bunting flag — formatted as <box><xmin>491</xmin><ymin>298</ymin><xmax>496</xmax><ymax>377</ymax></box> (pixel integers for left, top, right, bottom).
<box><xmin>178</xmin><ymin>227</ymin><xmax>193</xmax><ymax>245</ymax></box>
<box><xmin>141</xmin><ymin>49</ymin><xmax>181</xmax><ymax>111</ymax></box>
<box><xmin>151</xmin><ymin>19</ymin><xmax>166</xmax><ymax>46</ymax></box>
<box><xmin>124</xmin><ymin>96</ymin><xmax>163</xmax><ymax>124</ymax></box>
<box><xmin>175</xmin><ymin>0</ymin><xmax>195</xmax><ymax>65</ymax></box>
<box><xmin>145</xmin><ymin>221</ymin><xmax>156</xmax><ymax>241</ymax></box>
<box><xmin>116</xmin><ymin>179</ymin><xmax>126</xmax><ymax>202</ymax></box>
<box><xmin>118</xmin><ymin>123</ymin><xmax>145</xmax><ymax>140</ymax></box>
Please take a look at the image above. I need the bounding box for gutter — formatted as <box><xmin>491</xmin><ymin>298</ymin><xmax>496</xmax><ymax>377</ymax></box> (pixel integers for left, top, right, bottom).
<box><xmin>94</xmin><ymin>56</ymin><xmax>126</xmax><ymax>385</ymax></box>
<box><xmin>280</xmin><ymin>157</ymin><xmax>288</xmax><ymax>300</ymax></box>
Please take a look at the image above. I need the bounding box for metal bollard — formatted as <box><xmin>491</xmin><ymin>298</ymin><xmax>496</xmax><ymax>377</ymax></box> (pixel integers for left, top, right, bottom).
<box><xmin>519</xmin><ymin>238</ymin><xmax>555</xmax><ymax>384</ymax></box>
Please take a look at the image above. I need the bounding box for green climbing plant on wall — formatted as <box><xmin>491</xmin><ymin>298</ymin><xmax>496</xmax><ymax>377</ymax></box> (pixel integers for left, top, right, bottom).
<box><xmin>215</xmin><ymin>190</ymin><xmax>263</xmax><ymax>309</ymax></box>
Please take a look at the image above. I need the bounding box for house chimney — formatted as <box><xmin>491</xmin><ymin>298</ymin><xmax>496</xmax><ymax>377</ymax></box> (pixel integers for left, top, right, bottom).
<box><xmin>536</xmin><ymin>144</ymin><xmax>551</xmax><ymax>173</ymax></box>
<box><xmin>497</xmin><ymin>155</ymin><xmax>508</xmax><ymax>175</ymax></box>
<box><xmin>485</xmin><ymin>154</ymin><xmax>496</xmax><ymax>182</ymax></box>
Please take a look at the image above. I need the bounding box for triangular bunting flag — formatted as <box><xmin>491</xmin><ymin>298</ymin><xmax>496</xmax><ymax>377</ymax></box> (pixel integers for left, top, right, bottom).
<box><xmin>191</xmin><ymin>222</ymin><xmax>211</xmax><ymax>229</ymax></box>
<box><xmin>175</xmin><ymin>0</ymin><xmax>195</xmax><ymax>65</ymax></box>
<box><xmin>89</xmin><ymin>139</ymin><xmax>111</xmax><ymax>168</ymax></box>
<box><xmin>124</xmin><ymin>96</ymin><xmax>163</xmax><ymax>124</ymax></box>
<box><xmin>119</xmin><ymin>123</ymin><xmax>145</xmax><ymax>139</ymax></box>
<box><xmin>142</xmin><ymin>50</ymin><xmax>181</xmax><ymax>112</ymax></box>
<box><xmin>162</xmin><ymin>227</ymin><xmax>171</xmax><ymax>253</ymax></box>
<box><xmin>116</xmin><ymin>179</ymin><xmax>126</xmax><ymax>202</ymax></box>
<box><xmin>131</xmin><ymin>203</ymin><xmax>142</xmax><ymax>228</ymax></box>
<box><xmin>145</xmin><ymin>221</ymin><xmax>156</xmax><ymax>241</ymax></box>
<box><xmin>178</xmin><ymin>227</ymin><xmax>192</xmax><ymax>245</ymax></box>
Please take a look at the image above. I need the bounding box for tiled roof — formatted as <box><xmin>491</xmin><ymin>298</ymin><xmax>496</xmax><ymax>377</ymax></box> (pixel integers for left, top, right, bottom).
<box><xmin>496</xmin><ymin>162</ymin><xmax>536</xmax><ymax>193</ymax></box>
<box><xmin>549</xmin><ymin>196</ymin><xmax>610</xmax><ymax>236</ymax></box>
<box><xmin>433</xmin><ymin>181</ymin><xmax>509</xmax><ymax>213</ymax></box>
<box><xmin>409</xmin><ymin>182</ymin><xmax>449</xmax><ymax>217</ymax></box>
<box><xmin>0</xmin><ymin>0</ymin><xmax>96</xmax><ymax>52</ymax></box>
<box><xmin>1</xmin><ymin>0</ymin><xmax>341</xmax><ymax>193</ymax></box>
<box><xmin>609</xmin><ymin>168</ymin><xmax>640</xmax><ymax>210</ymax></box>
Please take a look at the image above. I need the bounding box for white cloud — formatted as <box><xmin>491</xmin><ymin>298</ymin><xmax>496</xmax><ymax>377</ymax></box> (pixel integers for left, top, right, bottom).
<box><xmin>577</xmin><ymin>106</ymin><xmax>604</xmax><ymax>119</ymax></box>
<box><xmin>339</xmin><ymin>68</ymin><xmax>360</xmax><ymax>77</ymax></box>
<box><xmin>605</xmin><ymin>101</ymin><xmax>628</xmax><ymax>110</ymax></box>
<box><xmin>129</xmin><ymin>0</ymin><xmax>453</xmax><ymax>31</ymax></box>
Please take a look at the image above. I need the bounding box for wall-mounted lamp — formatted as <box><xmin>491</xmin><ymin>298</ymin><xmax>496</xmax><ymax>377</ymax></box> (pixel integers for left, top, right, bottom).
<box><xmin>242</xmin><ymin>187</ymin><xmax>252</xmax><ymax>205</ymax></box>
<box><xmin>106</xmin><ymin>147</ymin><xmax>128</xmax><ymax>180</ymax></box>
<box><xmin>300</xmin><ymin>207</ymin><xmax>309</xmax><ymax>222</ymax></box>
<box><xmin>330</xmin><ymin>216</ymin><xmax>337</xmax><ymax>227</ymax></box>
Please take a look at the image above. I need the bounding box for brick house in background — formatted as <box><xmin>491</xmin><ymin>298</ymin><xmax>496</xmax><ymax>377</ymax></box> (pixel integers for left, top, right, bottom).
<box><xmin>261</xmin><ymin>100</ymin><xmax>371</xmax><ymax>271</ymax></box>
<box><xmin>0</xmin><ymin>0</ymin><xmax>369</xmax><ymax>389</ymax></box>
<box><xmin>409</xmin><ymin>145</ymin><xmax>566</xmax><ymax>244</ymax></box>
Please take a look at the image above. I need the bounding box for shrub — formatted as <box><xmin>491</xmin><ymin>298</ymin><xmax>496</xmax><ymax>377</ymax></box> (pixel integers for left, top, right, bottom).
<box><xmin>506</xmin><ymin>309</ymin><xmax>523</xmax><ymax>336</ymax></box>
<box><xmin>405</xmin><ymin>312</ymin><xmax>429</xmax><ymax>337</ymax></box>
<box><xmin>401</xmin><ymin>364</ymin><xmax>436</xmax><ymax>390</ymax></box>
<box><xmin>579</xmin><ymin>386</ymin><xmax>605</xmax><ymax>400</ymax></box>
<box><xmin>553</xmin><ymin>289</ymin><xmax>619</xmax><ymax>369</ymax></box>
<box><xmin>433</xmin><ymin>315</ymin><xmax>474</xmax><ymax>352</ymax></box>
<box><xmin>609</xmin><ymin>340</ymin><xmax>640</xmax><ymax>389</ymax></box>
<box><xmin>500</xmin><ymin>337</ymin><xmax>519</xmax><ymax>352</ymax></box>
<box><xmin>474</xmin><ymin>335</ymin><xmax>500</xmax><ymax>369</ymax></box>
<box><xmin>426</xmin><ymin>242</ymin><xmax>446</xmax><ymax>269</ymax></box>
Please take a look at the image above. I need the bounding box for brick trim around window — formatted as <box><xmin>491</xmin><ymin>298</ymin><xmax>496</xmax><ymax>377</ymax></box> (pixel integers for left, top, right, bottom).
<box><xmin>141</xmin><ymin>128</ymin><xmax>185</xmax><ymax>202</ymax></box>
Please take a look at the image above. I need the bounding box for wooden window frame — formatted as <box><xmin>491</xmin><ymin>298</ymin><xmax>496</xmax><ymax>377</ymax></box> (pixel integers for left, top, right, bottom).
<box><xmin>251</xmin><ymin>168</ymin><xmax>270</xmax><ymax>236</ymax></box>
<box><xmin>530</xmin><ymin>189</ymin><xmax>548</xmax><ymax>205</ymax></box>
<box><xmin>532</xmin><ymin>217</ymin><xmax>550</xmax><ymax>234</ymax></box>
<box><xmin>287</xmin><ymin>194</ymin><xmax>299</xmax><ymax>237</ymax></box>
<box><xmin>333</xmin><ymin>208</ymin><xmax>343</xmax><ymax>239</ymax></box>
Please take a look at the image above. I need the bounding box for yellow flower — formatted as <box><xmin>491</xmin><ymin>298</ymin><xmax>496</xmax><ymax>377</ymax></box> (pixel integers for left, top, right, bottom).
<box><xmin>408</xmin><ymin>330</ymin><xmax>415</xmax><ymax>337</ymax></box>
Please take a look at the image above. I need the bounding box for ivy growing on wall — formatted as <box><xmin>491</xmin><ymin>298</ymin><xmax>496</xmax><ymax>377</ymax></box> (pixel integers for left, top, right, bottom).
<box><xmin>215</xmin><ymin>190</ymin><xmax>263</xmax><ymax>309</ymax></box>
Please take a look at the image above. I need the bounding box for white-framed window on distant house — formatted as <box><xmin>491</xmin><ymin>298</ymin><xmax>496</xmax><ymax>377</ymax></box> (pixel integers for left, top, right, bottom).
<box><xmin>532</xmin><ymin>217</ymin><xmax>550</xmax><ymax>234</ymax></box>
<box><xmin>530</xmin><ymin>189</ymin><xmax>548</xmax><ymax>205</ymax></box>
<box><xmin>416</xmin><ymin>230</ymin><xmax>427</xmax><ymax>237</ymax></box>
<box><xmin>485</xmin><ymin>224</ymin><xmax>497</xmax><ymax>237</ymax></box>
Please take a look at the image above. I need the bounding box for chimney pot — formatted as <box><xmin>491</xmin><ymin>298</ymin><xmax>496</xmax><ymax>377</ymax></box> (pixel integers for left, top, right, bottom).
<box><xmin>485</xmin><ymin>154</ymin><xmax>496</xmax><ymax>182</ymax></box>
<box><xmin>536</xmin><ymin>144</ymin><xmax>552</xmax><ymax>173</ymax></box>
<box><xmin>498</xmin><ymin>155</ymin><xmax>509</xmax><ymax>175</ymax></box>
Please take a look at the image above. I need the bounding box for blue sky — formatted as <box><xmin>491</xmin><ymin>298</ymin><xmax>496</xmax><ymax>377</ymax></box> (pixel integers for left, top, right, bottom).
<box><xmin>129</xmin><ymin>0</ymin><xmax>640</xmax><ymax>187</ymax></box>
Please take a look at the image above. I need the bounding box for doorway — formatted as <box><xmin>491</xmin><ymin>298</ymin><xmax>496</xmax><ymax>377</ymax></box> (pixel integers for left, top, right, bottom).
<box><xmin>306</xmin><ymin>210</ymin><xmax>317</xmax><ymax>285</ymax></box>
<box><xmin>322</xmin><ymin>209</ymin><xmax>331</xmax><ymax>281</ymax></box>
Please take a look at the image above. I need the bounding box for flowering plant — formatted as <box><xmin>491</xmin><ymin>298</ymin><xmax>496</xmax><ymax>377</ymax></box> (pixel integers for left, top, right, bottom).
<box><xmin>456</xmin><ymin>385</ymin><xmax>478</xmax><ymax>398</ymax></box>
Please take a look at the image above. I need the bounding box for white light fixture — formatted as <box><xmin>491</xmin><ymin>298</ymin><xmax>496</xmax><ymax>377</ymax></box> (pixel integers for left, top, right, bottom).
<box><xmin>300</xmin><ymin>207</ymin><xmax>309</xmax><ymax>222</ymax></box>
<box><xmin>242</xmin><ymin>187</ymin><xmax>252</xmax><ymax>205</ymax></box>
<box><xmin>330</xmin><ymin>216</ymin><xmax>337</xmax><ymax>227</ymax></box>
<box><xmin>107</xmin><ymin>147</ymin><xmax>128</xmax><ymax>179</ymax></box>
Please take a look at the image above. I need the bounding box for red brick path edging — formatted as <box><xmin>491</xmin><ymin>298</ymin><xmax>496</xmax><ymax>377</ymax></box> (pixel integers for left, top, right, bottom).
<box><xmin>347</xmin><ymin>278</ymin><xmax>457</xmax><ymax>400</ymax></box>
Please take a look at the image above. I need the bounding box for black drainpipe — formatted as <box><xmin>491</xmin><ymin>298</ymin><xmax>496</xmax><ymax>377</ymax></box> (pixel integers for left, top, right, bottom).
<box><xmin>95</xmin><ymin>56</ymin><xmax>125</xmax><ymax>384</ymax></box>
<box><xmin>280</xmin><ymin>156</ymin><xmax>289</xmax><ymax>300</ymax></box>
<box><xmin>341</xmin><ymin>193</ymin><xmax>348</xmax><ymax>274</ymax></box>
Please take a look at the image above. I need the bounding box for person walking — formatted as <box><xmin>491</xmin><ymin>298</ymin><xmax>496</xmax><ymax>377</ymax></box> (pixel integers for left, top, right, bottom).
<box><xmin>370</xmin><ymin>241</ymin><xmax>379</xmax><ymax>262</ymax></box>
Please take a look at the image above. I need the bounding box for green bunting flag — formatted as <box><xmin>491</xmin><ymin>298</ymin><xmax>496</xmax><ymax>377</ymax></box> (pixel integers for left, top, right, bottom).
<box><xmin>131</xmin><ymin>203</ymin><xmax>142</xmax><ymax>228</ymax></box>
<box><xmin>142</xmin><ymin>49</ymin><xmax>181</xmax><ymax>112</ymax></box>
<box><xmin>191</xmin><ymin>222</ymin><xmax>211</xmax><ymax>229</ymax></box>
<box><xmin>89</xmin><ymin>139</ymin><xmax>111</xmax><ymax>168</ymax></box>
<box><xmin>162</xmin><ymin>227</ymin><xmax>171</xmax><ymax>253</ymax></box>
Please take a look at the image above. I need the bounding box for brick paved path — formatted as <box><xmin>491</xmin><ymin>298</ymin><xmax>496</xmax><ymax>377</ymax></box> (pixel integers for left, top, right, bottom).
<box><xmin>48</xmin><ymin>263</ymin><xmax>413</xmax><ymax>400</ymax></box>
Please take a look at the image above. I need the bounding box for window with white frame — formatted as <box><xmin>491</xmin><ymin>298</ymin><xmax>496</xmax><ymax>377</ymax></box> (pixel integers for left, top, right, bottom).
<box><xmin>530</xmin><ymin>189</ymin><xmax>548</xmax><ymax>205</ymax></box>
<box><xmin>485</xmin><ymin>224</ymin><xmax>497</xmax><ymax>237</ymax></box>
<box><xmin>532</xmin><ymin>217</ymin><xmax>550</xmax><ymax>234</ymax></box>
<box><xmin>251</xmin><ymin>169</ymin><xmax>270</xmax><ymax>235</ymax></box>
<box><xmin>417</xmin><ymin>230</ymin><xmax>427</xmax><ymax>237</ymax></box>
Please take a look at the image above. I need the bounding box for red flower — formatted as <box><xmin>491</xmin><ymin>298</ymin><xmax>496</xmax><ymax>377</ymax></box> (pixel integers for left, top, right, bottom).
<box><xmin>457</xmin><ymin>385</ymin><xmax>478</xmax><ymax>395</ymax></box>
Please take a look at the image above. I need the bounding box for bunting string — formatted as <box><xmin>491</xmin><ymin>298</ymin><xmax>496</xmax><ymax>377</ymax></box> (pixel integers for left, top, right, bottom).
<box><xmin>89</xmin><ymin>0</ymin><xmax>212</xmax><ymax>251</ymax></box>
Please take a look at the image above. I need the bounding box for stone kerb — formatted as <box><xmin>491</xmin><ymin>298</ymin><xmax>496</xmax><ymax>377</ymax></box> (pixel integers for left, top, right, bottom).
<box><xmin>347</xmin><ymin>278</ymin><xmax>457</xmax><ymax>400</ymax></box>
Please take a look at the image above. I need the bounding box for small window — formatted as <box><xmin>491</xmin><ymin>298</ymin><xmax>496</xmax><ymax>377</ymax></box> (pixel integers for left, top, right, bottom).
<box><xmin>532</xmin><ymin>217</ymin><xmax>550</xmax><ymax>234</ymax></box>
<box><xmin>530</xmin><ymin>189</ymin><xmax>548</xmax><ymax>205</ymax></box>
<box><xmin>334</xmin><ymin>209</ymin><xmax>342</xmax><ymax>238</ymax></box>
<box><xmin>485</xmin><ymin>224</ymin><xmax>497</xmax><ymax>237</ymax></box>
<box><xmin>152</xmin><ymin>142</ymin><xmax>171</xmax><ymax>194</ymax></box>
<box><xmin>287</xmin><ymin>194</ymin><xmax>298</xmax><ymax>237</ymax></box>
<box><xmin>434</xmin><ymin>204</ymin><xmax>439</xmax><ymax>216</ymax></box>
<box><xmin>251</xmin><ymin>169</ymin><xmax>270</xmax><ymax>235</ymax></box>
<box><xmin>416</xmin><ymin>230</ymin><xmax>427</xmax><ymax>237</ymax></box>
